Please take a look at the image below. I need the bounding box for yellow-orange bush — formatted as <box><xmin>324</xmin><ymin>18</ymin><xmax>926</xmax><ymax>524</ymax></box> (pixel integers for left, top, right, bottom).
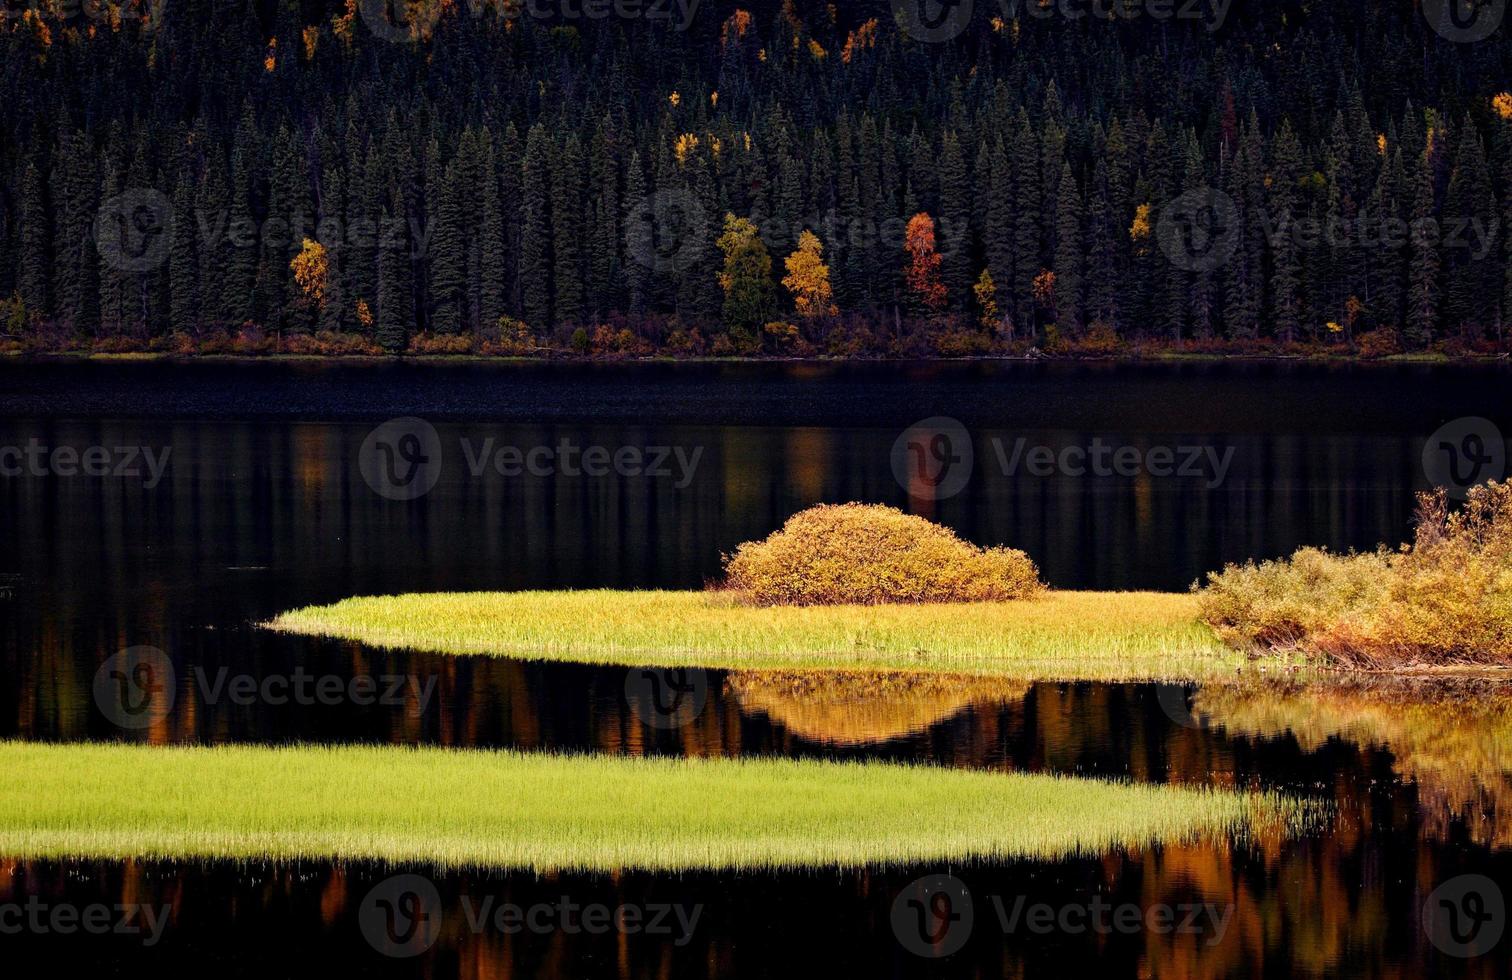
<box><xmin>721</xmin><ymin>503</ymin><xmax>1042</xmax><ymax>606</ymax></box>
<box><xmin>1198</xmin><ymin>482</ymin><xmax>1512</xmax><ymax>666</ymax></box>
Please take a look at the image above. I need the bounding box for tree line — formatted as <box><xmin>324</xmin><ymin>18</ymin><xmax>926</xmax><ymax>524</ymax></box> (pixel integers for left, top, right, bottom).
<box><xmin>2</xmin><ymin>0</ymin><xmax>1511</xmax><ymax>356</ymax></box>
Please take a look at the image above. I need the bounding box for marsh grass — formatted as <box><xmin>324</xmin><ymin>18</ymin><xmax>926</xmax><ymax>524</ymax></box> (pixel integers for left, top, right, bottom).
<box><xmin>0</xmin><ymin>742</ymin><xmax>1312</xmax><ymax>871</ymax></box>
<box><xmin>266</xmin><ymin>589</ymin><xmax>1251</xmax><ymax>681</ymax></box>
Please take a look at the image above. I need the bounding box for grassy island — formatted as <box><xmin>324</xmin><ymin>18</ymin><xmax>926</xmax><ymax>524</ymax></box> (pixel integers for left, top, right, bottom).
<box><xmin>0</xmin><ymin>742</ymin><xmax>1308</xmax><ymax>871</ymax></box>
<box><xmin>267</xmin><ymin>588</ymin><xmax>1248</xmax><ymax>681</ymax></box>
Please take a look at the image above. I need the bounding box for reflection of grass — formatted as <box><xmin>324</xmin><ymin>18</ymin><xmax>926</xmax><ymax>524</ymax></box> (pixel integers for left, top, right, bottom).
<box><xmin>267</xmin><ymin>589</ymin><xmax>1250</xmax><ymax>681</ymax></box>
<box><xmin>726</xmin><ymin>670</ymin><xmax>1030</xmax><ymax>745</ymax></box>
<box><xmin>0</xmin><ymin>742</ymin><xmax>1310</xmax><ymax>871</ymax></box>
<box><xmin>1195</xmin><ymin>678</ymin><xmax>1512</xmax><ymax>847</ymax></box>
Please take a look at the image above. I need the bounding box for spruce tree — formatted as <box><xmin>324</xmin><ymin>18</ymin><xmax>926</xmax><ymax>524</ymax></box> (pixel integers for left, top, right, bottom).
<box><xmin>18</xmin><ymin>159</ymin><xmax>48</xmax><ymax>321</ymax></box>
<box><xmin>551</xmin><ymin>134</ymin><xmax>586</xmax><ymax>327</ymax></box>
<box><xmin>1052</xmin><ymin>162</ymin><xmax>1083</xmax><ymax>336</ymax></box>
<box><xmin>519</xmin><ymin>124</ymin><xmax>553</xmax><ymax>331</ymax></box>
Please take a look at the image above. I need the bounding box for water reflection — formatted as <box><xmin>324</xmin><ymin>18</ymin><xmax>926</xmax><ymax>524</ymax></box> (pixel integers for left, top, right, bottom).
<box><xmin>1196</xmin><ymin>676</ymin><xmax>1512</xmax><ymax>849</ymax></box>
<box><xmin>5</xmin><ymin>842</ymin><xmax>1508</xmax><ymax>977</ymax></box>
<box><xmin>5</xmin><ymin>364</ymin><xmax>1512</xmax><ymax>975</ymax></box>
<box><xmin>724</xmin><ymin>670</ymin><xmax>1029</xmax><ymax>745</ymax></box>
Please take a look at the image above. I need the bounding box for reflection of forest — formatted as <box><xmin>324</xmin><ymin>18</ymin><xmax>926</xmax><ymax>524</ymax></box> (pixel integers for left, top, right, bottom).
<box><xmin>1195</xmin><ymin>677</ymin><xmax>1512</xmax><ymax>848</ymax></box>
<box><xmin>7</xmin><ymin>841</ymin><xmax>1504</xmax><ymax>979</ymax></box>
<box><xmin>724</xmin><ymin>670</ymin><xmax>1030</xmax><ymax>745</ymax></box>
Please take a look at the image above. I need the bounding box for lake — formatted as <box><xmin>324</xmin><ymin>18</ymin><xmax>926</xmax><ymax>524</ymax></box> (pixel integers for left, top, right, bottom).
<box><xmin>1</xmin><ymin>358</ymin><xmax>1509</xmax><ymax>976</ymax></box>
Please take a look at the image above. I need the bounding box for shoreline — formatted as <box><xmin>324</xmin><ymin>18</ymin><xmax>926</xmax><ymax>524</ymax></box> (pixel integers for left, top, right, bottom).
<box><xmin>5</xmin><ymin>348</ymin><xmax>1508</xmax><ymax>366</ymax></box>
<box><xmin>266</xmin><ymin>589</ymin><xmax>1271</xmax><ymax>683</ymax></box>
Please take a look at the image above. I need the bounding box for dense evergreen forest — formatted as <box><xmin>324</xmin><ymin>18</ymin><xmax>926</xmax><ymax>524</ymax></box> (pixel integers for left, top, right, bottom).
<box><xmin>3</xmin><ymin>0</ymin><xmax>1512</xmax><ymax>357</ymax></box>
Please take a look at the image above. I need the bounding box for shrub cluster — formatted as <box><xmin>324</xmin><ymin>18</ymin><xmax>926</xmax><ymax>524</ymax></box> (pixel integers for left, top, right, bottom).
<box><xmin>721</xmin><ymin>503</ymin><xmax>1042</xmax><ymax>606</ymax></box>
<box><xmin>1198</xmin><ymin>482</ymin><xmax>1512</xmax><ymax>666</ymax></box>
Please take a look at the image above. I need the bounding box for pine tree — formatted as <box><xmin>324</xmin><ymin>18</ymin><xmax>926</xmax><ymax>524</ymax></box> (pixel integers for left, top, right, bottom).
<box><xmin>224</xmin><ymin>110</ymin><xmax>260</xmax><ymax>327</ymax></box>
<box><xmin>985</xmin><ymin>137</ymin><xmax>1014</xmax><ymax>315</ymax></box>
<box><xmin>1406</xmin><ymin>147</ymin><xmax>1439</xmax><ymax>348</ymax></box>
<box><xmin>428</xmin><ymin>158</ymin><xmax>465</xmax><ymax>334</ymax></box>
<box><xmin>937</xmin><ymin>131</ymin><xmax>971</xmax><ymax>308</ymax></box>
<box><xmin>622</xmin><ymin>150</ymin><xmax>651</xmax><ymax>315</ymax></box>
<box><xmin>18</xmin><ymin>159</ymin><xmax>48</xmax><ymax>320</ymax></box>
<box><xmin>169</xmin><ymin>172</ymin><xmax>198</xmax><ymax>336</ymax></box>
<box><xmin>519</xmin><ymin>124</ymin><xmax>553</xmax><ymax>331</ymax></box>
<box><xmin>479</xmin><ymin>138</ymin><xmax>506</xmax><ymax>333</ymax></box>
<box><xmin>1443</xmin><ymin>124</ymin><xmax>1497</xmax><ymax>337</ymax></box>
<box><xmin>551</xmin><ymin>134</ymin><xmax>586</xmax><ymax>327</ymax></box>
<box><xmin>1269</xmin><ymin>121</ymin><xmax>1304</xmax><ymax>344</ymax></box>
<box><xmin>1085</xmin><ymin>160</ymin><xmax>1119</xmax><ymax>332</ymax></box>
<box><xmin>376</xmin><ymin>208</ymin><xmax>409</xmax><ymax>352</ymax></box>
<box><xmin>588</xmin><ymin>120</ymin><xmax>620</xmax><ymax>317</ymax></box>
<box><xmin>1011</xmin><ymin>109</ymin><xmax>1041</xmax><ymax>334</ymax></box>
<box><xmin>1053</xmin><ymin>162</ymin><xmax>1083</xmax><ymax>336</ymax></box>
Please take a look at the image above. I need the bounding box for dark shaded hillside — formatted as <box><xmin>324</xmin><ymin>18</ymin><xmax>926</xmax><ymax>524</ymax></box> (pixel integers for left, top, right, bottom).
<box><xmin>2</xmin><ymin>0</ymin><xmax>1511</xmax><ymax>356</ymax></box>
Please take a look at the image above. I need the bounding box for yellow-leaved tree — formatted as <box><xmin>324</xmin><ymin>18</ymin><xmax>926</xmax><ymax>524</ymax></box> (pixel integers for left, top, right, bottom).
<box><xmin>290</xmin><ymin>239</ymin><xmax>329</xmax><ymax>310</ymax></box>
<box><xmin>782</xmin><ymin>230</ymin><xmax>837</xmax><ymax>319</ymax></box>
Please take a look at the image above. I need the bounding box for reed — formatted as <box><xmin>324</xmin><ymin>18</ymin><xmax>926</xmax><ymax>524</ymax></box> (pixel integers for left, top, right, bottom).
<box><xmin>266</xmin><ymin>588</ymin><xmax>1251</xmax><ymax>681</ymax></box>
<box><xmin>0</xmin><ymin>741</ymin><xmax>1312</xmax><ymax>871</ymax></box>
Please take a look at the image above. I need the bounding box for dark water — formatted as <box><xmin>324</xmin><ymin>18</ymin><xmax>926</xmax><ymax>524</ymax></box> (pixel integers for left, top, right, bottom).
<box><xmin>2</xmin><ymin>359</ymin><xmax>1511</xmax><ymax>977</ymax></box>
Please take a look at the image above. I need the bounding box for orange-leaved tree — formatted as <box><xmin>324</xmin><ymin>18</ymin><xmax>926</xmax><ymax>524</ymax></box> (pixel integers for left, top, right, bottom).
<box><xmin>904</xmin><ymin>213</ymin><xmax>948</xmax><ymax>312</ymax></box>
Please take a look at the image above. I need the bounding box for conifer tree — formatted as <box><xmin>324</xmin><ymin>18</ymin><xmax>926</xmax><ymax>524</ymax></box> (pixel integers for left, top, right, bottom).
<box><xmin>519</xmin><ymin>124</ymin><xmax>553</xmax><ymax>331</ymax></box>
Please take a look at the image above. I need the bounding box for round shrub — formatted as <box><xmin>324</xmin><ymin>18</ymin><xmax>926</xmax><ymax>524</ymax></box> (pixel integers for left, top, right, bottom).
<box><xmin>721</xmin><ymin>503</ymin><xmax>1043</xmax><ymax>606</ymax></box>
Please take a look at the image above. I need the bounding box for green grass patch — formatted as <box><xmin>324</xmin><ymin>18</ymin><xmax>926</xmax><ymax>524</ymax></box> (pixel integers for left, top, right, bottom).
<box><xmin>266</xmin><ymin>589</ymin><xmax>1253</xmax><ymax>681</ymax></box>
<box><xmin>0</xmin><ymin>742</ymin><xmax>1309</xmax><ymax>871</ymax></box>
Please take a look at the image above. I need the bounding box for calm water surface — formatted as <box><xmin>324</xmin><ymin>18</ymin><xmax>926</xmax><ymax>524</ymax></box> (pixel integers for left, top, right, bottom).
<box><xmin>2</xmin><ymin>359</ymin><xmax>1510</xmax><ymax>977</ymax></box>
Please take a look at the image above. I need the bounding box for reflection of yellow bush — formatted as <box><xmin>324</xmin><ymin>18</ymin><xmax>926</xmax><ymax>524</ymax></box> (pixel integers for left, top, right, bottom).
<box><xmin>726</xmin><ymin>670</ymin><xmax>1029</xmax><ymax>745</ymax></box>
<box><xmin>1196</xmin><ymin>678</ymin><xmax>1512</xmax><ymax>847</ymax></box>
<box><xmin>1198</xmin><ymin>482</ymin><xmax>1512</xmax><ymax>666</ymax></box>
<box><xmin>722</xmin><ymin>503</ymin><xmax>1042</xmax><ymax>606</ymax></box>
